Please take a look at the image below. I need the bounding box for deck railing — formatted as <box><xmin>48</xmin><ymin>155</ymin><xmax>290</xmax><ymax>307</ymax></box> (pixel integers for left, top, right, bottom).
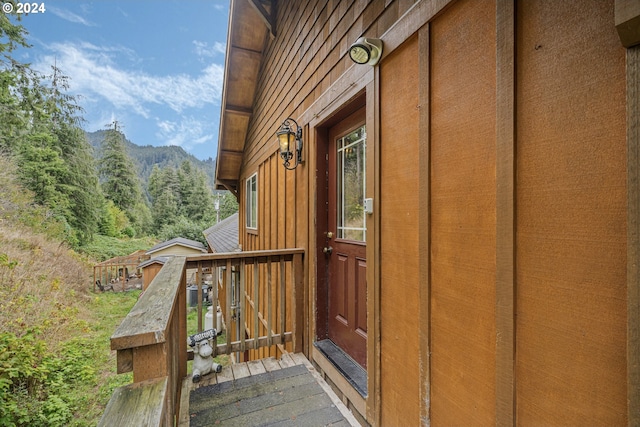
<box><xmin>98</xmin><ymin>248</ymin><xmax>305</xmax><ymax>427</ymax></box>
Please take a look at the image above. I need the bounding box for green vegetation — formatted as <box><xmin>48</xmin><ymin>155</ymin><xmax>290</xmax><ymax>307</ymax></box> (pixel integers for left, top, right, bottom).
<box><xmin>0</xmin><ymin>156</ymin><xmax>146</xmax><ymax>424</ymax></box>
<box><xmin>148</xmin><ymin>160</ymin><xmax>227</xmax><ymax>244</ymax></box>
<box><xmin>0</xmin><ymin>291</ymin><xmax>140</xmax><ymax>427</ymax></box>
<box><xmin>0</xmin><ymin>10</ymin><xmax>238</xmax><ymax>426</ymax></box>
<box><xmin>0</xmin><ymin>214</ymin><xmax>142</xmax><ymax>426</ymax></box>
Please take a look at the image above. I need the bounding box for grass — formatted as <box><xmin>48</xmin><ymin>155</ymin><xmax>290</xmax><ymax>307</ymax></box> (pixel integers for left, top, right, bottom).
<box><xmin>92</xmin><ymin>290</ymin><xmax>140</xmax><ymax>415</ymax></box>
<box><xmin>76</xmin><ymin>290</ymin><xmax>142</xmax><ymax>424</ymax></box>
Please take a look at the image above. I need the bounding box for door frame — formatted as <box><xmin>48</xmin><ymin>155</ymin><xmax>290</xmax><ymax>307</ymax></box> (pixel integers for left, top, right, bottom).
<box><xmin>300</xmin><ymin>64</ymin><xmax>380</xmax><ymax>423</ymax></box>
<box><xmin>315</xmin><ymin>98</ymin><xmax>367</xmax><ymax>343</ymax></box>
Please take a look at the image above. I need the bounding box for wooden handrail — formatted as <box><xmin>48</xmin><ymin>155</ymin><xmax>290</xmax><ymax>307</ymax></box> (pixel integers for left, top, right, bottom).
<box><xmin>185</xmin><ymin>248</ymin><xmax>305</xmax><ymax>266</ymax></box>
<box><xmin>107</xmin><ymin>256</ymin><xmax>187</xmax><ymax>426</ymax></box>
<box><xmin>186</xmin><ymin>248</ymin><xmax>305</xmax><ymax>357</ymax></box>
<box><xmin>101</xmin><ymin>248</ymin><xmax>305</xmax><ymax>427</ymax></box>
<box><xmin>111</xmin><ymin>256</ymin><xmax>186</xmax><ymax>353</ymax></box>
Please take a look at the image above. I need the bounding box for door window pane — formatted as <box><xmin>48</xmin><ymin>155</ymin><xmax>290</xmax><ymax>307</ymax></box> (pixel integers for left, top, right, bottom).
<box><xmin>337</xmin><ymin>125</ymin><xmax>366</xmax><ymax>242</ymax></box>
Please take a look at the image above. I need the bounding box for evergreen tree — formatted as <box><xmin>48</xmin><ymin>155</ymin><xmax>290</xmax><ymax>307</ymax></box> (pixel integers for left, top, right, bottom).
<box><xmin>0</xmin><ymin>6</ymin><xmax>110</xmax><ymax>246</ymax></box>
<box><xmin>185</xmin><ymin>167</ymin><xmax>215</xmax><ymax>222</ymax></box>
<box><xmin>47</xmin><ymin>67</ymin><xmax>101</xmax><ymax>243</ymax></box>
<box><xmin>219</xmin><ymin>191</ymin><xmax>239</xmax><ymax>221</ymax></box>
<box><xmin>99</xmin><ymin>121</ymin><xmax>143</xmax><ymax>213</ymax></box>
<box><xmin>128</xmin><ymin>201</ymin><xmax>153</xmax><ymax>236</ymax></box>
<box><xmin>147</xmin><ymin>164</ymin><xmax>162</xmax><ymax>201</ymax></box>
<box><xmin>152</xmin><ymin>188</ymin><xmax>178</xmax><ymax>230</ymax></box>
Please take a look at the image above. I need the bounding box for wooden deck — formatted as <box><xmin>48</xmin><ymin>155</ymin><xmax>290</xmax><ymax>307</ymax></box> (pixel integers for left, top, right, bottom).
<box><xmin>178</xmin><ymin>353</ymin><xmax>360</xmax><ymax>426</ymax></box>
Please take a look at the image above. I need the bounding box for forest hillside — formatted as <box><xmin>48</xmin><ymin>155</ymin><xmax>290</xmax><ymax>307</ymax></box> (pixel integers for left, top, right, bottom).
<box><xmin>0</xmin><ymin>154</ymin><xmax>142</xmax><ymax>426</ymax></box>
<box><xmin>85</xmin><ymin>130</ymin><xmax>217</xmax><ymax>189</ymax></box>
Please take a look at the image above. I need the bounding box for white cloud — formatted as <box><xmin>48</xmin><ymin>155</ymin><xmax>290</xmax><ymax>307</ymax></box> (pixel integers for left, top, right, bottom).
<box><xmin>155</xmin><ymin>116</ymin><xmax>215</xmax><ymax>150</ymax></box>
<box><xmin>193</xmin><ymin>40</ymin><xmax>226</xmax><ymax>60</ymax></box>
<box><xmin>34</xmin><ymin>42</ymin><xmax>224</xmax><ymax>118</ymax></box>
<box><xmin>48</xmin><ymin>6</ymin><xmax>95</xmax><ymax>26</ymax></box>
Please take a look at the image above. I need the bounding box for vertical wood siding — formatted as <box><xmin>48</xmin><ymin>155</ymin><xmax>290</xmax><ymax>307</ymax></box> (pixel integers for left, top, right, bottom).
<box><xmin>515</xmin><ymin>0</ymin><xmax>627</xmax><ymax>424</ymax></box>
<box><xmin>233</xmin><ymin>0</ymin><xmax>632</xmax><ymax>424</ymax></box>
<box><xmin>237</xmin><ymin>0</ymin><xmax>417</xmax><ymax>366</ymax></box>
<box><xmin>379</xmin><ymin>35</ymin><xmax>421</xmax><ymax>426</ymax></box>
<box><xmin>429</xmin><ymin>0</ymin><xmax>497</xmax><ymax>424</ymax></box>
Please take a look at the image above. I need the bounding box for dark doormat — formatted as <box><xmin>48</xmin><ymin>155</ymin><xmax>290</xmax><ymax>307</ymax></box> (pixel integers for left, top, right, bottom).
<box><xmin>188</xmin><ymin>364</ymin><xmax>351</xmax><ymax>426</ymax></box>
<box><xmin>314</xmin><ymin>340</ymin><xmax>367</xmax><ymax>397</ymax></box>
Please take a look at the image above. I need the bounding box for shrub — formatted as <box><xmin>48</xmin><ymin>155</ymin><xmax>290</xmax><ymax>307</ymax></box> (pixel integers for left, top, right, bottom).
<box><xmin>0</xmin><ymin>331</ymin><xmax>102</xmax><ymax>427</ymax></box>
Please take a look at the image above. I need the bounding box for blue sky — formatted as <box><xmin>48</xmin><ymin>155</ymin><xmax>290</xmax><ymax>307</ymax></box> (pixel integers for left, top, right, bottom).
<box><xmin>13</xmin><ymin>0</ymin><xmax>229</xmax><ymax>160</ymax></box>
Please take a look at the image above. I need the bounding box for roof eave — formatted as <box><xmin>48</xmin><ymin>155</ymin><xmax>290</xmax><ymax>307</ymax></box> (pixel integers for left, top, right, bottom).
<box><xmin>215</xmin><ymin>0</ymin><xmax>272</xmax><ymax>193</ymax></box>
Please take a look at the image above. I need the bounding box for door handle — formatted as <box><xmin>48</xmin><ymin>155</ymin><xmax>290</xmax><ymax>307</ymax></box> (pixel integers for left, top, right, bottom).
<box><xmin>323</xmin><ymin>246</ymin><xmax>333</xmax><ymax>255</ymax></box>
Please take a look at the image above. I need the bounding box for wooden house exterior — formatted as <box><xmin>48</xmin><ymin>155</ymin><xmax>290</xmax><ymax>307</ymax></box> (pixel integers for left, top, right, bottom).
<box><xmin>215</xmin><ymin>0</ymin><xmax>640</xmax><ymax>425</ymax></box>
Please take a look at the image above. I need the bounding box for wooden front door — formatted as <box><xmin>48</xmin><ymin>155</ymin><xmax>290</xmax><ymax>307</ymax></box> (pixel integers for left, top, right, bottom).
<box><xmin>326</xmin><ymin>110</ymin><xmax>367</xmax><ymax>368</ymax></box>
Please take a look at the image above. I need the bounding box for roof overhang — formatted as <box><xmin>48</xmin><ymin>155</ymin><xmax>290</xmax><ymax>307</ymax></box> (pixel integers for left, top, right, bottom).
<box><xmin>215</xmin><ymin>0</ymin><xmax>274</xmax><ymax>193</ymax></box>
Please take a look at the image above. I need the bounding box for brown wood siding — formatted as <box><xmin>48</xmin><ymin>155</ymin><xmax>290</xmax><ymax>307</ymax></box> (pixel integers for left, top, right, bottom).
<box><xmin>229</xmin><ymin>0</ymin><xmax>636</xmax><ymax>423</ymax></box>
<box><xmin>240</xmin><ymin>0</ymin><xmax>418</xmax><ymax>176</ymax></box>
<box><xmin>244</xmin><ymin>153</ymin><xmax>295</xmax><ymax>360</ymax></box>
<box><xmin>515</xmin><ymin>0</ymin><xmax>627</xmax><ymax>425</ymax></box>
<box><xmin>238</xmin><ymin>0</ymin><xmax>416</xmax><ymax>365</ymax></box>
<box><xmin>379</xmin><ymin>35</ymin><xmax>421</xmax><ymax>426</ymax></box>
<box><xmin>430</xmin><ymin>0</ymin><xmax>497</xmax><ymax>425</ymax></box>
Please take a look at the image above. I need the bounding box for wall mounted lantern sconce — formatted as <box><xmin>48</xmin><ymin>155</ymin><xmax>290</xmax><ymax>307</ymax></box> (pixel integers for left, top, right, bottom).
<box><xmin>277</xmin><ymin>118</ymin><xmax>303</xmax><ymax>170</ymax></box>
<box><xmin>348</xmin><ymin>37</ymin><xmax>383</xmax><ymax>66</ymax></box>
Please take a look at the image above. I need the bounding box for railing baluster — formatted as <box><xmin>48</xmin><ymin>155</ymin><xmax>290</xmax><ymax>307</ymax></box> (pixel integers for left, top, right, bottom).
<box><xmin>225</xmin><ymin>259</ymin><xmax>232</xmax><ymax>356</ymax></box>
<box><xmin>253</xmin><ymin>259</ymin><xmax>259</xmax><ymax>351</ymax></box>
<box><xmin>267</xmin><ymin>257</ymin><xmax>272</xmax><ymax>350</ymax></box>
<box><xmin>239</xmin><ymin>258</ymin><xmax>246</xmax><ymax>354</ymax></box>
<box><xmin>280</xmin><ymin>256</ymin><xmax>285</xmax><ymax>350</ymax></box>
<box><xmin>211</xmin><ymin>260</ymin><xmax>218</xmax><ymax>332</ymax></box>
<box><xmin>197</xmin><ymin>262</ymin><xmax>203</xmax><ymax>332</ymax></box>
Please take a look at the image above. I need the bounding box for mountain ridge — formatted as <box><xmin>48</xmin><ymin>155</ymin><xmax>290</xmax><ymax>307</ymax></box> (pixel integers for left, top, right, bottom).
<box><xmin>85</xmin><ymin>130</ymin><xmax>217</xmax><ymax>190</ymax></box>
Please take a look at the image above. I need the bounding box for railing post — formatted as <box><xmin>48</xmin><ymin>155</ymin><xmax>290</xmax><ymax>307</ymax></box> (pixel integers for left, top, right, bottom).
<box><xmin>197</xmin><ymin>262</ymin><xmax>203</xmax><ymax>332</ymax></box>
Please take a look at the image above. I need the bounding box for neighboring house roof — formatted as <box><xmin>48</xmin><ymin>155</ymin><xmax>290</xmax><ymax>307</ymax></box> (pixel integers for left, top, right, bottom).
<box><xmin>146</xmin><ymin>237</ymin><xmax>207</xmax><ymax>255</ymax></box>
<box><xmin>215</xmin><ymin>0</ymin><xmax>271</xmax><ymax>193</ymax></box>
<box><xmin>138</xmin><ymin>256</ymin><xmax>170</xmax><ymax>269</ymax></box>
<box><xmin>203</xmin><ymin>213</ymin><xmax>240</xmax><ymax>253</ymax></box>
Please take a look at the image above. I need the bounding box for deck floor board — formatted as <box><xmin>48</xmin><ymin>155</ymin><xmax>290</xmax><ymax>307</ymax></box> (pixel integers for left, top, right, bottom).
<box><xmin>185</xmin><ymin>353</ymin><xmax>359</xmax><ymax>426</ymax></box>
